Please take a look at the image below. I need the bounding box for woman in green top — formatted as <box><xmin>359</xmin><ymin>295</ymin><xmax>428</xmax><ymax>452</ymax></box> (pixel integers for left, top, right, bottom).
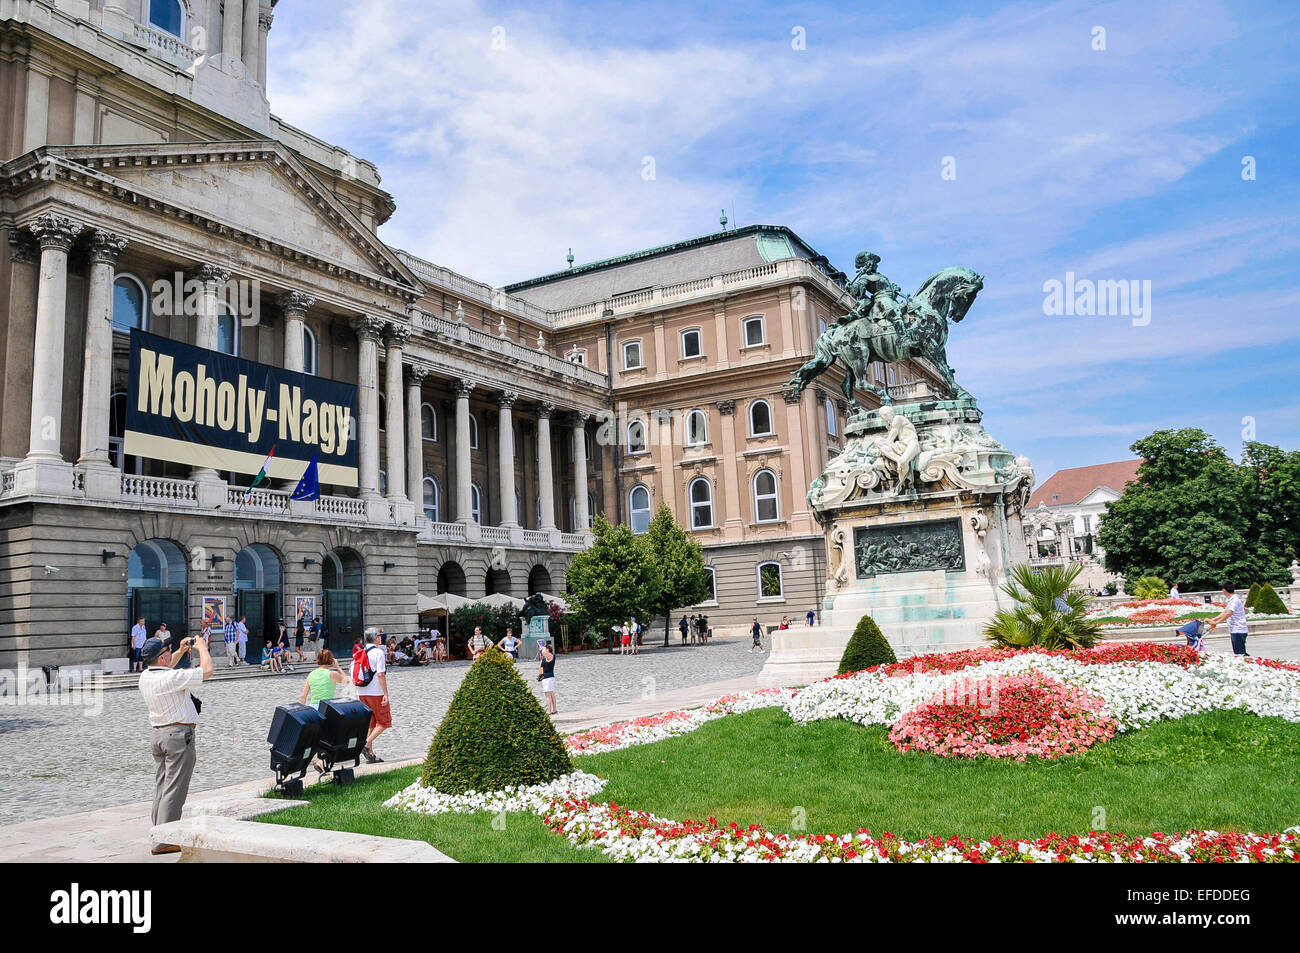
<box><xmin>298</xmin><ymin>649</ymin><xmax>346</xmax><ymax>710</ymax></box>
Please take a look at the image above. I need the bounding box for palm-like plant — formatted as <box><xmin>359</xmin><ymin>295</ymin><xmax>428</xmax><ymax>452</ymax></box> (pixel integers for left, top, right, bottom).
<box><xmin>984</xmin><ymin>563</ymin><xmax>1103</xmax><ymax>650</ymax></box>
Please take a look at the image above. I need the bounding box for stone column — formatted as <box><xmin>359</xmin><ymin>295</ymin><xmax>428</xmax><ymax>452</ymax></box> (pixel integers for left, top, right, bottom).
<box><xmin>222</xmin><ymin>0</ymin><xmax>243</xmax><ymax>71</ymax></box>
<box><xmin>350</xmin><ymin>315</ymin><xmax>385</xmax><ymax>500</ymax></box>
<box><xmin>454</xmin><ymin>380</ymin><xmax>476</xmax><ymax>523</ymax></box>
<box><xmin>3</xmin><ymin>234</ymin><xmax>39</xmax><ymax>462</ymax></box>
<box><xmin>405</xmin><ymin>364</ymin><xmax>428</xmax><ymax>515</ymax></box>
<box><xmin>20</xmin><ymin>213</ymin><xmax>82</xmax><ymax>479</ymax></box>
<box><xmin>497</xmin><ymin>392</ymin><xmax>519</xmax><ymax>526</ymax></box>
<box><xmin>783</xmin><ymin>389</ymin><xmax>811</xmax><ymax>526</ymax></box>
<box><xmin>383</xmin><ymin>323</ymin><xmax>411</xmax><ymax>501</ymax></box>
<box><xmin>77</xmin><ymin>230</ymin><xmax>128</xmax><ymax>493</ymax></box>
<box><xmin>536</xmin><ymin>402</ymin><xmax>557</xmax><ymax>531</ymax></box>
<box><xmin>573</xmin><ymin>413</ymin><xmax>591</xmax><ymax>533</ymax></box>
<box><xmin>189</xmin><ymin>265</ymin><xmax>230</xmax><ymax>486</ymax></box>
<box><xmin>258</xmin><ymin>11</ymin><xmax>273</xmax><ymax>88</ymax></box>
<box><xmin>242</xmin><ymin>0</ymin><xmax>260</xmax><ymax>78</ymax></box>
<box><xmin>278</xmin><ymin>290</ymin><xmax>314</xmax><ymax>373</ymax></box>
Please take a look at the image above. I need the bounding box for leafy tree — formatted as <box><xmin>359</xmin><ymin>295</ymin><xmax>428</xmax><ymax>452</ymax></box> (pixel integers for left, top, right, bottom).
<box><xmin>449</xmin><ymin>603</ymin><xmax>520</xmax><ymax>657</ymax></box>
<box><xmin>1097</xmin><ymin>429</ymin><xmax>1296</xmax><ymax>590</ymax></box>
<box><xmin>984</xmin><ymin>563</ymin><xmax>1102</xmax><ymax>650</ymax></box>
<box><xmin>838</xmin><ymin>615</ymin><xmax>897</xmax><ymax>674</ymax></box>
<box><xmin>420</xmin><ymin>648</ymin><xmax>572</xmax><ymax>794</ymax></box>
<box><xmin>565</xmin><ymin>514</ymin><xmax>661</xmax><ymax>651</ymax></box>
<box><xmin>642</xmin><ymin>504</ymin><xmax>711</xmax><ymax>647</ymax></box>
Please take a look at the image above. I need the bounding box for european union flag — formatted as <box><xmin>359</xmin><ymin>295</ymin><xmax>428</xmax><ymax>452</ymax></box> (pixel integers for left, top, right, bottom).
<box><xmin>290</xmin><ymin>454</ymin><xmax>321</xmax><ymax>501</ymax></box>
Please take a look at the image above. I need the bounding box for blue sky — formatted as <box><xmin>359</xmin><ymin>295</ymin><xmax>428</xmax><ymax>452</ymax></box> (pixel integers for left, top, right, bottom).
<box><xmin>266</xmin><ymin>0</ymin><xmax>1300</xmax><ymax>482</ymax></box>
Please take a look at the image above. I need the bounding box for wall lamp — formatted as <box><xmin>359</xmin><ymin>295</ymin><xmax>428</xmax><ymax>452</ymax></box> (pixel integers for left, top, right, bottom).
<box><xmin>101</xmin><ymin>549</ymin><xmax>119</xmax><ymax>564</ymax></box>
<box><xmin>211</xmin><ymin>555</ymin><xmax>227</xmax><ymax>564</ymax></box>
<box><xmin>303</xmin><ymin>557</ymin><xmax>319</xmax><ymax>568</ymax></box>
<box><xmin>382</xmin><ymin>561</ymin><xmax>397</xmax><ymax>573</ymax></box>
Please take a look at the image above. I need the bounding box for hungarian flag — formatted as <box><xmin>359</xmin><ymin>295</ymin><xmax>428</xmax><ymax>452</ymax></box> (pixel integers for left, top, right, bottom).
<box><xmin>243</xmin><ymin>445</ymin><xmax>275</xmax><ymax>504</ymax></box>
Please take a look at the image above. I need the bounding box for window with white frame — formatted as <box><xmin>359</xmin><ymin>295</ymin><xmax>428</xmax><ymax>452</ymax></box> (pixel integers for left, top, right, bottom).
<box><xmin>217</xmin><ymin>303</ymin><xmax>239</xmax><ymax>356</ymax></box>
<box><xmin>826</xmin><ymin>397</ymin><xmax>838</xmax><ymax>437</ymax></box>
<box><xmin>757</xmin><ymin>561</ymin><xmax>784</xmax><ymax>599</ymax></box>
<box><xmin>566</xmin><ymin>349</ymin><xmax>587</xmax><ymax>365</ymax></box>
<box><xmin>423</xmin><ymin>477</ymin><xmax>439</xmax><ymax>521</ymax></box>
<box><xmin>623</xmin><ymin>340</ymin><xmax>643</xmax><ymax>370</ymax></box>
<box><xmin>689</xmin><ymin>477</ymin><xmax>713</xmax><ymax>529</ymax></box>
<box><xmin>742</xmin><ymin>315</ymin><xmax>765</xmax><ymax>347</ymax></box>
<box><xmin>681</xmin><ymin>328</ymin><xmax>702</xmax><ymax>359</ymax></box>
<box><xmin>471</xmin><ymin>483</ymin><xmax>482</xmax><ymax>524</ymax></box>
<box><xmin>702</xmin><ymin>566</ymin><xmax>717</xmax><ymax>603</ymax></box>
<box><xmin>302</xmin><ymin>325</ymin><xmax>318</xmax><ymax>376</ymax></box>
<box><xmin>148</xmin><ymin>0</ymin><xmax>184</xmax><ymax>37</ymax></box>
<box><xmin>685</xmin><ymin>409</ymin><xmax>708</xmax><ymax>446</ymax></box>
<box><xmin>753</xmin><ymin>469</ymin><xmax>779</xmax><ymax>523</ymax></box>
<box><xmin>627</xmin><ymin>420</ymin><xmax>648</xmax><ymax>454</ymax></box>
<box><xmin>629</xmin><ymin>485</ymin><xmax>651</xmax><ymax>534</ymax></box>
<box><xmin>749</xmin><ymin>399</ymin><xmax>773</xmax><ymax>436</ymax></box>
<box><xmin>421</xmin><ymin>403</ymin><xmax>437</xmax><ymax>441</ymax></box>
<box><xmin>469</xmin><ymin>414</ymin><xmax>479</xmax><ymax>450</ymax></box>
<box><xmin>112</xmin><ymin>274</ymin><xmax>149</xmax><ymax>334</ymax></box>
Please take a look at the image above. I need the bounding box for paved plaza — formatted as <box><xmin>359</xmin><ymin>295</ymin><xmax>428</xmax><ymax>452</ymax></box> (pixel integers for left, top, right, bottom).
<box><xmin>0</xmin><ymin>636</ymin><xmax>769</xmax><ymax>827</ymax></box>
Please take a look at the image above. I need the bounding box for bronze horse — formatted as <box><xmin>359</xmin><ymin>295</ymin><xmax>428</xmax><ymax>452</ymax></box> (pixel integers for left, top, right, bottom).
<box><xmin>787</xmin><ymin>266</ymin><xmax>983</xmax><ymax>406</ymax></box>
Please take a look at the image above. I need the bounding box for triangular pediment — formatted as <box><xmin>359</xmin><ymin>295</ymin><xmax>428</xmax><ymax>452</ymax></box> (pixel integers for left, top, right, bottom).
<box><xmin>1078</xmin><ymin>486</ymin><xmax>1121</xmax><ymax>506</ymax></box>
<box><xmin>27</xmin><ymin>141</ymin><xmax>422</xmax><ymax>293</ymax></box>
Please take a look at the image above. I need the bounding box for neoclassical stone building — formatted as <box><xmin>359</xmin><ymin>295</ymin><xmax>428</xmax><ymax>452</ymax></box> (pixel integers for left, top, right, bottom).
<box><xmin>0</xmin><ymin>0</ymin><xmax>941</xmax><ymax>666</ymax></box>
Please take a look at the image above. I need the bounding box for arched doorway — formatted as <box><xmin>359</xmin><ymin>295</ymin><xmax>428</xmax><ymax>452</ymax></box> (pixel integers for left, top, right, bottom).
<box><xmin>436</xmin><ymin>561</ymin><xmax>466</xmax><ymax>596</ymax></box>
<box><xmin>127</xmin><ymin>539</ymin><xmax>188</xmax><ymax>650</ymax></box>
<box><xmin>485</xmin><ymin>568</ymin><xmax>510</xmax><ymax>596</ymax></box>
<box><xmin>235</xmin><ymin>543</ymin><xmax>284</xmax><ymax>651</ymax></box>
<box><xmin>322</xmin><ymin>547</ymin><xmax>364</xmax><ymax>653</ymax></box>
<box><xmin>528</xmin><ymin>565</ymin><xmax>552</xmax><ymax>595</ymax></box>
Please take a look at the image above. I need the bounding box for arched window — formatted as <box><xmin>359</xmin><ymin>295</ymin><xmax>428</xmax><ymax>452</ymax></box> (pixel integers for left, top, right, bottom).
<box><xmin>757</xmin><ymin>561</ymin><xmax>784</xmax><ymax>599</ymax></box>
<box><xmin>749</xmin><ymin>399</ymin><xmax>773</xmax><ymax>437</ymax></box>
<box><xmin>688</xmin><ymin>477</ymin><xmax>713</xmax><ymax>529</ymax></box>
<box><xmin>469</xmin><ymin>414</ymin><xmax>479</xmax><ymax>450</ymax></box>
<box><xmin>826</xmin><ymin>397</ymin><xmax>838</xmax><ymax>437</ymax></box>
<box><xmin>753</xmin><ymin>469</ymin><xmax>779</xmax><ymax>523</ymax></box>
<box><xmin>627</xmin><ymin>419</ymin><xmax>647</xmax><ymax>454</ymax></box>
<box><xmin>423</xmin><ymin>477</ymin><xmax>439</xmax><ymax>521</ymax></box>
<box><xmin>216</xmin><ymin>303</ymin><xmax>239</xmax><ymax>355</ymax></box>
<box><xmin>681</xmin><ymin>328</ymin><xmax>702</xmax><ymax>359</ymax></box>
<box><xmin>702</xmin><ymin>566</ymin><xmax>717</xmax><ymax>603</ymax></box>
<box><xmin>742</xmin><ymin>315</ymin><xmax>765</xmax><ymax>347</ymax></box>
<box><xmin>421</xmin><ymin>403</ymin><xmax>437</xmax><ymax>441</ymax></box>
<box><xmin>148</xmin><ymin>0</ymin><xmax>184</xmax><ymax>38</ymax></box>
<box><xmin>622</xmin><ymin>340</ymin><xmax>643</xmax><ymax>370</ymax></box>
<box><xmin>685</xmin><ymin>409</ymin><xmax>708</xmax><ymax>447</ymax></box>
<box><xmin>471</xmin><ymin>483</ymin><xmax>482</xmax><ymax>524</ymax></box>
<box><xmin>302</xmin><ymin>325</ymin><xmax>318</xmax><ymax>376</ymax></box>
<box><xmin>629</xmin><ymin>485</ymin><xmax>651</xmax><ymax>534</ymax></box>
<box><xmin>112</xmin><ymin>274</ymin><xmax>148</xmax><ymax>334</ymax></box>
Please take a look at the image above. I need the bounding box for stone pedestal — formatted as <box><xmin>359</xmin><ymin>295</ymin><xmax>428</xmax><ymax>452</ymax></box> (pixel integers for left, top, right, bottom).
<box><xmin>78</xmin><ymin>463</ymin><xmax>123</xmax><ymax>501</ymax></box>
<box><xmin>10</xmin><ymin>457</ymin><xmax>73</xmax><ymax>497</ymax></box>
<box><xmin>759</xmin><ymin>393</ymin><xmax>1034</xmax><ymax>688</ymax></box>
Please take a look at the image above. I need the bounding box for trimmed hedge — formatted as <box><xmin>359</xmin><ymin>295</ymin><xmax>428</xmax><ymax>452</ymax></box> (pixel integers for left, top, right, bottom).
<box><xmin>420</xmin><ymin>648</ymin><xmax>572</xmax><ymax>794</ymax></box>
<box><xmin>1245</xmin><ymin>582</ymin><xmax>1262</xmax><ymax>609</ymax></box>
<box><xmin>838</xmin><ymin>614</ymin><xmax>897</xmax><ymax>675</ymax></box>
<box><xmin>1253</xmin><ymin>583</ymin><xmax>1290</xmax><ymax>616</ymax></box>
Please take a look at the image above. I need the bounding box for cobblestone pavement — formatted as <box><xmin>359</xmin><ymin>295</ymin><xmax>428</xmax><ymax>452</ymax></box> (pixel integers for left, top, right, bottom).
<box><xmin>0</xmin><ymin>637</ymin><xmax>768</xmax><ymax>826</ymax></box>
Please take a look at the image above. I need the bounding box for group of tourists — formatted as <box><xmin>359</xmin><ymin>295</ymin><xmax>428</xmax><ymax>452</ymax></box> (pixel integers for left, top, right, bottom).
<box><xmin>676</xmin><ymin>614</ymin><xmax>711</xmax><ymax>645</ymax></box>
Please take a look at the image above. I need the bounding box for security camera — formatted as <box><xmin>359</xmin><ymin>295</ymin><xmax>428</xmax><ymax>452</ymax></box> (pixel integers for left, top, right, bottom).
<box><xmin>43</xmin><ymin>565</ymin><xmax>60</xmax><ymax>575</ymax></box>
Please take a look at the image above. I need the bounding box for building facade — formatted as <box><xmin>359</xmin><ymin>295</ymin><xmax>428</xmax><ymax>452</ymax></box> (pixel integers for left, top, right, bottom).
<box><xmin>0</xmin><ymin>0</ymin><xmax>938</xmax><ymax>666</ymax></box>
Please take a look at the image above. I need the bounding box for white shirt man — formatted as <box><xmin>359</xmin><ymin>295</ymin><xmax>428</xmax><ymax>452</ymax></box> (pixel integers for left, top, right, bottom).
<box><xmin>357</xmin><ymin>629</ymin><xmax>390</xmax><ymax>763</ymax></box>
<box><xmin>130</xmin><ymin>618</ymin><xmax>148</xmax><ymax>672</ymax></box>
<box><xmin>1169</xmin><ymin>585</ymin><xmax>1181</xmax><ymax>599</ymax></box>
<box><xmin>1209</xmin><ymin>587</ymin><xmax>1249</xmax><ymax>656</ymax></box>
<box><xmin>234</xmin><ymin>617</ymin><xmax>249</xmax><ymax>664</ymax></box>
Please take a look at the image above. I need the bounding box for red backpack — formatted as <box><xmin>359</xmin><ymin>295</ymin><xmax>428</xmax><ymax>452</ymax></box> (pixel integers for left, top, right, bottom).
<box><xmin>351</xmin><ymin>643</ymin><xmax>376</xmax><ymax>687</ymax></box>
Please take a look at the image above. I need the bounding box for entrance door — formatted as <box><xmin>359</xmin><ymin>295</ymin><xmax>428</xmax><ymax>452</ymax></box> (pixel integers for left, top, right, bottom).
<box><xmin>237</xmin><ymin>589</ymin><xmax>280</xmax><ymax>653</ymax></box>
<box><xmin>322</xmin><ymin>589</ymin><xmax>362</xmax><ymax>654</ymax></box>
<box><xmin>131</xmin><ymin>588</ymin><xmax>187</xmax><ymax>651</ymax></box>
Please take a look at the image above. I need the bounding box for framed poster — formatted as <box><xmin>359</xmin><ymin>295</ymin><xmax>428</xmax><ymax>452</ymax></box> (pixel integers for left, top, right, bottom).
<box><xmin>202</xmin><ymin>596</ymin><xmax>228</xmax><ymax>629</ymax></box>
<box><xmin>295</xmin><ymin>595</ymin><xmax>317</xmax><ymax>625</ymax></box>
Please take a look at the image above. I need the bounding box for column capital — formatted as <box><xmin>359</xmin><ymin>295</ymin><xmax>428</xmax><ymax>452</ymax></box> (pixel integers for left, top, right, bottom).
<box><xmin>87</xmin><ymin>229</ymin><xmax>129</xmax><ymax>266</ymax></box>
<box><xmin>193</xmin><ymin>262</ymin><xmax>233</xmax><ymax>286</ymax></box>
<box><xmin>8</xmin><ymin>231</ymin><xmax>39</xmax><ymax>264</ymax></box>
<box><xmin>350</xmin><ymin>314</ymin><xmax>386</xmax><ymax>342</ymax></box>
<box><xmin>259</xmin><ymin>11</ymin><xmax>274</xmax><ymax>30</ymax></box>
<box><xmin>384</xmin><ymin>321</ymin><xmax>413</xmax><ymax>347</ymax></box>
<box><xmin>536</xmin><ymin>401</ymin><xmax>556</xmax><ymax>419</ymax></box>
<box><xmin>454</xmin><ymin>379</ymin><xmax>476</xmax><ymax>399</ymax></box>
<box><xmin>716</xmin><ymin>399</ymin><xmax>736</xmax><ymax>416</ymax></box>
<box><xmin>404</xmin><ymin>363</ymin><xmax>430</xmax><ymax>387</ymax></box>
<box><xmin>498</xmin><ymin>391</ymin><xmax>519</xmax><ymax>409</ymax></box>
<box><xmin>568</xmin><ymin>410</ymin><xmax>591</xmax><ymax>427</ymax></box>
<box><xmin>277</xmin><ymin>289</ymin><xmax>316</xmax><ymax>318</ymax></box>
<box><xmin>25</xmin><ymin>212</ymin><xmax>83</xmax><ymax>251</ymax></box>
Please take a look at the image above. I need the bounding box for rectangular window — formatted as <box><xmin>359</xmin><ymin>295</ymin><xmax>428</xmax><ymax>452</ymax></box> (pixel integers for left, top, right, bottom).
<box><xmin>623</xmin><ymin>341</ymin><xmax>642</xmax><ymax>370</ymax></box>
<box><xmin>681</xmin><ymin>328</ymin><xmax>702</xmax><ymax>359</ymax></box>
<box><xmin>743</xmin><ymin>316</ymin><xmax>765</xmax><ymax>347</ymax></box>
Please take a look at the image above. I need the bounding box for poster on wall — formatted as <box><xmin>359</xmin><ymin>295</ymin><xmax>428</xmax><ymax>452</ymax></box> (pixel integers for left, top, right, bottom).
<box><xmin>294</xmin><ymin>596</ymin><xmax>317</xmax><ymax>626</ymax></box>
<box><xmin>202</xmin><ymin>596</ymin><xmax>228</xmax><ymax>629</ymax></box>
<box><xmin>124</xmin><ymin>328</ymin><xmax>359</xmax><ymax>486</ymax></box>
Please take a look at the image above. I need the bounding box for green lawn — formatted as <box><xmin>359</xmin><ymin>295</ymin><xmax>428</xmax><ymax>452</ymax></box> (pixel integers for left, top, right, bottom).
<box><xmin>259</xmin><ymin>708</ymin><xmax>1300</xmax><ymax>860</ymax></box>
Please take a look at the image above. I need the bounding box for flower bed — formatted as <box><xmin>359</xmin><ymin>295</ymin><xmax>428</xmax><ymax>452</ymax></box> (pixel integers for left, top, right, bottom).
<box><xmin>888</xmin><ymin>673</ymin><xmax>1117</xmax><ymax>760</ymax></box>
<box><xmin>1086</xmin><ymin>597</ymin><xmax>1291</xmax><ymax>628</ymax></box>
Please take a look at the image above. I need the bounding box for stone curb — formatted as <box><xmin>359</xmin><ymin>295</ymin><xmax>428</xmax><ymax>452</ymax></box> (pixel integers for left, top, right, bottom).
<box><xmin>151</xmin><ymin>815</ymin><xmax>454</xmax><ymax>863</ymax></box>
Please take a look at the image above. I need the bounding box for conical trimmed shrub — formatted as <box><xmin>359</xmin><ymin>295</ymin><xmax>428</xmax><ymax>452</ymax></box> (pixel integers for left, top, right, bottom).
<box><xmin>1253</xmin><ymin>583</ymin><xmax>1289</xmax><ymax>615</ymax></box>
<box><xmin>1246</xmin><ymin>582</ymin><xmax>1262</xmax><ymax>609</ymax></box>
<box><xmin>838</xmin><ymin>614</ymin><xmax>897</xmax><ymax>674</ymax></box>
<box><xmin>420</xmin><ymin>648</ymin><xmax>572</xmax><ymax>793</ymax></box>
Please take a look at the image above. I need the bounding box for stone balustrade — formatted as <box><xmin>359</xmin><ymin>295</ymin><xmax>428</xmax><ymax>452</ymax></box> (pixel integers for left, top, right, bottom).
<box><xmin>131</xmin><ymin>22</ymin><xmax>201</xmax><ymax>63</ymax></box>
<box><xmin>121</xmin><ymin>475</ymin><xmax>198</xmax><ymax>506</ymax></box>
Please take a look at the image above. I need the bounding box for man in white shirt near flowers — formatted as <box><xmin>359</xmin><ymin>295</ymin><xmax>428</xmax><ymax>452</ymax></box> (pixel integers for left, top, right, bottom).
<box><xmin>1207</xmin><ymin>585</ymin><xmax>1249</xmax><ymax>656</ymax></box>
<box><xmin>137</xmin><ymin>633</ymin><xmax>213</xmax><ymax>854</ymax></box>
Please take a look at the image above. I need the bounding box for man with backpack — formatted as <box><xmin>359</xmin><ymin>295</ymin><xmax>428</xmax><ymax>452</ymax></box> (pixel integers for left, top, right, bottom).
<box><xmin>352</xmin><ymin>627</ymin><xmax>390</xmax><ymax>763</ymax></box>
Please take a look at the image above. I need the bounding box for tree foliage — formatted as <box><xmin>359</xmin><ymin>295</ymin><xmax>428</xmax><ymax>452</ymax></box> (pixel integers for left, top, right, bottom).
<box><xmin>564</xmin><ymin>514</ymin><xmax>662</xmax><ymax>644</ymax></box>
<box><xmin>642</xmin><ymin>504</ymin><xmax>711</xmax><ymax>646</ymax></box>
<box><xmin>1096</xmin><ymin>429</ymin><xmax>1298</xmax><ymax>591</ymax></box>
<box><xmin>984</xmin><ymin>563</ymin><xmax>1102</xmax><ymax>650</ymax></box>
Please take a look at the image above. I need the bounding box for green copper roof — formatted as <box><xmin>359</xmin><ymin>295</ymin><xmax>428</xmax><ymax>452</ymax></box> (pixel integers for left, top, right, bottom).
<box><xmin>756</xmin><ymin>232</ymin><xmax>798</xmax><ymax>262</ymax></box>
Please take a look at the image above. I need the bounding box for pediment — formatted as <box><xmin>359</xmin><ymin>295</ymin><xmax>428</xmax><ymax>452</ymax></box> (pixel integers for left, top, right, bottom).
<box><xmin>24</xmin><ymin>142</ymin><xmax>422</xmax><ymax>293</ymax></box>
